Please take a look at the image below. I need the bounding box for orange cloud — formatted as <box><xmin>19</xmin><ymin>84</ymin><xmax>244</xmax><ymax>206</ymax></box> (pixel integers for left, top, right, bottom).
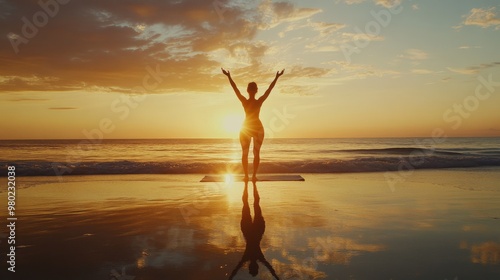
<box><xmin>2</xmin><ymin>0</ymin><xmax>308</xmax><ymax>93</ymax></box>
<box><xmin>464</xmin><ymin>7</ymin><xmax>500</xmax><ymax>29</ymax></box>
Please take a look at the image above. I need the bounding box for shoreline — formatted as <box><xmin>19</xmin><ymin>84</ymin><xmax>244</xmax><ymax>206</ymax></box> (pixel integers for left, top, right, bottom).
<box><xmin>2</xmin><ymin>164</ymin><xmax>500</xmax><ymax>178</ymax></box>
<box><xmin>0</xmin><ymin>168</ymin><xmax>499</xmax><ymax>279</ymax></box>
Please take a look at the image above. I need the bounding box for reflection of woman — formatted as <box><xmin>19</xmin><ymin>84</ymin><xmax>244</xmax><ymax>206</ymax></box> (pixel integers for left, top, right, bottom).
<box><xmin>222</xmin><ymin>68</ymin><xmax>285</xmax><ymax>182</ymax></box>
<box><xmin>229</xmin><ymin>182</ymin><xmax>279</xmax><ymax>279</ymax></box>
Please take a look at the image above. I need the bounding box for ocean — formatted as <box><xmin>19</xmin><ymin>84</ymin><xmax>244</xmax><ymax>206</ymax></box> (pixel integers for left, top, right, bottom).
<box><xmin>1</xmin><ymin>137</ymin><xmax>499</xmax><ymax>176</ymax></box>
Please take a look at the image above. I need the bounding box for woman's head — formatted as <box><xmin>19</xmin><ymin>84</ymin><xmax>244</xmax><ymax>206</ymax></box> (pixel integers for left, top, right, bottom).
<box><xmin>247</xmin><ymin>82</ymin><xmax>258</xmax><ymax>97</ymax></box>
<box><xmin>249</xmin><ymin>260</ymin><xmax>259</xmax><ymax>276</ymax></box>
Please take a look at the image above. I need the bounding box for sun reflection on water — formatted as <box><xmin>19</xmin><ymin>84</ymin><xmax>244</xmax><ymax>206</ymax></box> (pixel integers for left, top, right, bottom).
<box><xmin>224</xmin><ymin>173</ymin><xmax>234</xmax><ymax>184</ymax></box>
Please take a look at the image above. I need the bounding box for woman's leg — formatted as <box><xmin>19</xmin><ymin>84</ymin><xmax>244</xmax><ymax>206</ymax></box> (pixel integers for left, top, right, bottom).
<box><xmin>241</xmin><ymin>181</ymin><xmax>252</xmax><ymax>238</ymax></box>
<box><xmin>240</xmin><ymin>131</ymin><xmax>251</xmax><ymax>181</ymax></box>
<box><xmin>252</xmin><ymin>181</ymin><xmax>265</xmax><ymax>236</ymax></box>
<box><xmin>252</xmin><ymin>129</ymin><xmax>264</xmax><ymax>181</ymax></box>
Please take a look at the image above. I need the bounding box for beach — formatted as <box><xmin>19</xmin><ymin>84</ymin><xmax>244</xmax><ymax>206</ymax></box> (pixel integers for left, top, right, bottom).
<box><xmin>1</xmin><ymin>168</ymin><xmax>499</xmax><ymax>279</ymax></box>
<box><xmin>2</xmin><ymin>0</ymin><xmax>500</xmax><ymax>279</ymax></box>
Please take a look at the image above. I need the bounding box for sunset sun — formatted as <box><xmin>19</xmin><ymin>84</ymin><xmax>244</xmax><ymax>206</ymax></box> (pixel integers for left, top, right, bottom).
<box><xmin>222</xmin><ymin>114</ymin><xmax>244</xmax><ymax>135</ymax></box>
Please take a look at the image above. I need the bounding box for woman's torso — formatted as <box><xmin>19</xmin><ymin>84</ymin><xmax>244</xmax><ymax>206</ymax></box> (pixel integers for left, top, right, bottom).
<box><xmin>242</xmin><ymin>99</ymin><xmax>263</xmax><ymax>127</ymax></box>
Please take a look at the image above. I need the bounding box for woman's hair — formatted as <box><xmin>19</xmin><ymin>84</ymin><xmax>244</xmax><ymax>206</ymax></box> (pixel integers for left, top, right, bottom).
<box><xmin>247</xmin><ymin>82</ymin><xmax>258</xmax><ymax>94</ymax></box>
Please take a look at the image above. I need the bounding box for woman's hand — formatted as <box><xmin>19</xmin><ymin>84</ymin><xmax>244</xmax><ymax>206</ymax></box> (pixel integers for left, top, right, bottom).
<box><xmin>276</xmin><ymin>69</ymin><xmax>285</xmax><ymax>78</ymax></box>
<box><xmin>222</xmin><ymin>68</ymin><xmax>230</xmax><ymax>77</ymax></box>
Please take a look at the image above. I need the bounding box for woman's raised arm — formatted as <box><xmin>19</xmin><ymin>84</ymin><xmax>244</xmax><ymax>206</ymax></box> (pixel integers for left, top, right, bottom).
<box><xmin>259</xmin><ymin>69</ymin><xmax>284</xmax><ymax>103</ymax></box>
<box><xmin>222</xmin><ymin>68</ymin><xmax>246</xmax><ymax>103</ymax></box>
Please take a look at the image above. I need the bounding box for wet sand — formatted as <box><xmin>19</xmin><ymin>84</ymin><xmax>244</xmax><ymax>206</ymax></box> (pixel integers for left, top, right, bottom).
<box><xmin>1</xmin><ymin>168</ymin><xmax>500</xmax><ymax>279</ymax></box>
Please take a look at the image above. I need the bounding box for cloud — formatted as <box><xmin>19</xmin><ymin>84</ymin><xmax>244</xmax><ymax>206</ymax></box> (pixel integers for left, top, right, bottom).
<box><xmin>277</xmin><ymin>65</ymin><xmax>333</xmax><ymax>95</ymax></box>
<box><xmin>470</xmin><ymin>242</ymin><xmax>500</xmax><ymax>265</ymax></box>
<box><xmin>328</xmin><ymin>61</ymin><xmax>400</xmax><ymax>82</ymax></box>
<box><xmin>307</xmin><ymin>236</ymin><xmax>384</xmax><ymax>264</ymax></box>
<box><xmin>463</xmin><ymin>7</ymin><xmax>500</xmax><ymax>29</ymax></box>
<box><xmin>305</xmin><ymin>30</ymin><xmax>384</xmax><ymax>52</ymax></box>
<box><xmin>1</xmin><ymin>0</ymin><xmax>237</xmax><ymax>92</ymax></box>
<box><xmin>399</xmin><ymin>49</ymin><xmax>429</xmax><ymax>61</ymax></box>
<box><xmin>279</xmin><ymin>19</ymin><xmax>348</xmax><ymax>53</ymax></box>
<box><xmin>339</xmin><ymin>0</ymin><xmax>402</xmax><ymax>8</ymax></box>
<box><xmin>294</xmin><ymin>15</ymin><xmax>384</xmax><ymax>55</ymax></box>
<box><xmin>411</xmin><ymin>69</ymin><xmax>436</xmax><ymax>75</ymax></box>
<box><xmin>0</xmin><ymin>75</ymin><xmax>69</xmax><ymax>91</ymax></box>
<box><xmin>272</xmin><ymin>234</ymin><xmax>384</xmax><ymax>279</ymax></box>
<box><xmin>279</xmin><ymin>19</ymin><xmax>346</xmax><ymax>48</ymax></box>
<box><xmin>447</xmin><ymin>62</ymin><xmax>500</xmax><ymax>75</ymax></box>
<box><xmin>8</xmin><ymin>98</ymin><xmax>50</xmax><ymax>102</ymax></box>
<box><xmin>447</xmin><ymin>67</ymin><xmax>478</xmax><ymax>75</ymax></box>
<box><xmin>258</xmin><ymin>0</ymin><xmax>322</xmax><ymax>30</ymax></box>
<box><xmin>342</xmin><ymin>0</ymin><xmax>365</xmax><ymax>4</ymax></box>
<box><xmin>458</xmin><ymin>45</ymin><xmax>482</xmax><ymax>49</ymax></box>
<box><xmin>288</xmin><ymin>66</ymin><xmax>332</xmax><ymax>78</ymax></box>
<box><xmin>374</xmin><ymin>0</ymin><xmax>402</xmax><ymax>8</ymax></box>
<box><xmin>340</xmin><ymin>32</ymin><xmax>384</xmax><ymax>42</ymax></box>
<box><xmin>460</xmin><ymin>241</ymin><xmax>500</xmax><ymax>265</ymax></box>
<box><xmin>0</xmin><ymin>0</ymin><xmax>319</xmax><ymax>94</ymax></box>
<box><xmin>48</xmin><ymin>107</ymin><xmax>78</xmax><ymax>110</ymax></box>
<box><xmin>277</xmin><ymin>15</ymin><xmax>383</xmax><ymax>60</ymax></box>
<box><xmin>309</xmin><ymin>21</ymin><xmax>347</xmax><ymax>36</ymax></box>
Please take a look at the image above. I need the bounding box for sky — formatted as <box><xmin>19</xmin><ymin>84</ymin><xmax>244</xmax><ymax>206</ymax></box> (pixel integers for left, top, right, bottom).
<box><xmin>0</xmin><ymin>0</ymin><xmax>499</xmax><ymax>139</ymax></box>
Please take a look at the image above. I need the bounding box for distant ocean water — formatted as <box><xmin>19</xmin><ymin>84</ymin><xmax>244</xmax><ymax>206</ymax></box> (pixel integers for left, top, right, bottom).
<box><xmin>1</xmin><ymin>138</ymin><xmax>499</xmax><ymax>176</ymax></box>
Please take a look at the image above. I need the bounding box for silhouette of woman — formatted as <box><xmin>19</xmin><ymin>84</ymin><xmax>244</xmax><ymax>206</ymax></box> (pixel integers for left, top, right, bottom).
<box><xmin>222</xmin><ymin>68</ymin><xmax>285</xmax><ymax>181</ymax></box>
<box><xmin>228</xmin><ymin>181</ymin><xmax>279</xmax><ymax>280</ymax></box>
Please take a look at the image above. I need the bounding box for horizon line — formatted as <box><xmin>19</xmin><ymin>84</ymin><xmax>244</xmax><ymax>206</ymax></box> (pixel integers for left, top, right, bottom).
<box><xmin>1</xmin><ymin>136</ymin><xmax>500</xmax><ymax>141</ymax></box>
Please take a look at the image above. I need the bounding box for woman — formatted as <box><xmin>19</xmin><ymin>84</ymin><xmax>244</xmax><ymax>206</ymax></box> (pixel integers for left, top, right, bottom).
<box><xmin>222</xmin><ymin>68</ymin><xmax>285</xmax><ymax>182</ymax></box>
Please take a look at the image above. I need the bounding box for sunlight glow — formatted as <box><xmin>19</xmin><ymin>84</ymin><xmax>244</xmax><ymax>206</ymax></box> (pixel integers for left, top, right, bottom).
<box><xmin>222</xmin><ymin>114</ymin><xmax>244</xmax><ymax>135</ymax></box>
<box><xmin>224</xmin><ymin>173</ymin><xmax>234</xmax><ymax>184</ymax></box>
<box><xmin>2</xmin><ymin>1</ymin><xmax>499</xmax><ymax>139</ymax></box>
